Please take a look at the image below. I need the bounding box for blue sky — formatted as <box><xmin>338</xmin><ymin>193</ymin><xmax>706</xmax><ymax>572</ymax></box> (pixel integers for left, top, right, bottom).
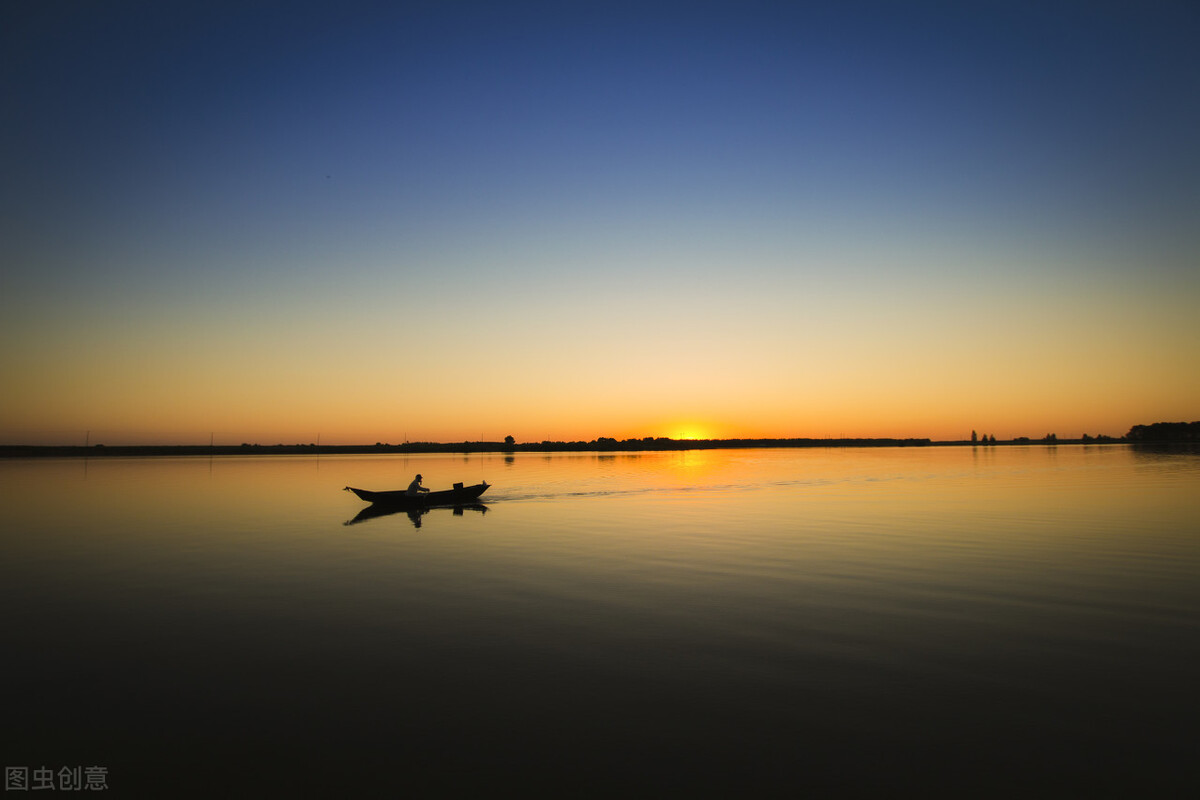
<box><xmin>3</xmin><ymin>1</ymin><xmax>1197</xmax><ymax>443</ymax></box>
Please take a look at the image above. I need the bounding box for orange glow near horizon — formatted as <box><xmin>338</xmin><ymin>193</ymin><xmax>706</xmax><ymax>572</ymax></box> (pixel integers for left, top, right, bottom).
<box><xmin>2</xmin><ymin>244</ymin><xmax>1196</xmax><ymax>448</ymax></box>
<box><xmin>2</xmin><ymin>403</ymin><xmax>1190</xmax><ymax>448</ymax></box>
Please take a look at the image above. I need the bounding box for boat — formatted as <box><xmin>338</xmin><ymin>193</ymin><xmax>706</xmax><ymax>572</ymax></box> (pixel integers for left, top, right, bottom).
<box><xmin>343</xmin><ymin>481</ymin><xmax>490</xmax><ymax>507</ymax></box>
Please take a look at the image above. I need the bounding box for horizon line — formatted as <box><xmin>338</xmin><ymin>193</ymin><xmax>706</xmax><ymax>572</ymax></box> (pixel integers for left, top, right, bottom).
<box><xmin>1</xmin><ymin>434</ymin><xmax>1145</xmax><ymax>458</ymax></box>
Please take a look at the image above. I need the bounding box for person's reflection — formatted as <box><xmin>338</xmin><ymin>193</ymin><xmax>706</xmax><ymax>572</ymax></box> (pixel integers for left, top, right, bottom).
<box><xmin>410</xmin><ymin>505</ymin><xmax>474</xmax><ymax>528</ymax></box>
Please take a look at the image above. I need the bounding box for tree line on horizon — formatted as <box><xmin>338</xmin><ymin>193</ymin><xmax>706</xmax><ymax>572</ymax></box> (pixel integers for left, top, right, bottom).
<box><xmin>1125</xmin><ymin>421</ymin><xmax>1200</xmax><ymax>442</ymax></box>
<box><xmin>3</xmin><ymin>422</ymin><xmax>1195</xmax><ymax>457</ymax></box>
<box><xmin>971</xmin><ymin>422</ymin><xmax>1198</xmax><ymax>445</ymax></box>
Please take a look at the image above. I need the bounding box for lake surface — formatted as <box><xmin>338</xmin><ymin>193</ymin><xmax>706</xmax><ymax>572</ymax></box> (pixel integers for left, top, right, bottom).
<box><xmin>3</xmin><ymin>446</ymin><xmax>1198</xmax><ymax>796</ymax></box>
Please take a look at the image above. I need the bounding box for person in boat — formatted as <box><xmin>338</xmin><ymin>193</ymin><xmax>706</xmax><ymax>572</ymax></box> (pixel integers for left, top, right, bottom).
<box><xmin>406</xmin><ymin>474</ymin><xmax>430</xmax><ymax>496</ymax></box>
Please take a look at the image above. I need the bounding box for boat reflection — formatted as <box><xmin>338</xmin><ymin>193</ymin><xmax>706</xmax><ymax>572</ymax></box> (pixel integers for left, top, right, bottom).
<box><xmin>345</xmin><ymin>502</ymin><xmax>489</xmax><ymax>528</ymax></box>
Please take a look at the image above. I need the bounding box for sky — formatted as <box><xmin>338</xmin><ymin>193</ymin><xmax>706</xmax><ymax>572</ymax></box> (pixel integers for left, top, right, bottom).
<box><xmin>2</xmin><ymin>0</ymin><xmax>1198</xmax><ymax>445</ymax></box>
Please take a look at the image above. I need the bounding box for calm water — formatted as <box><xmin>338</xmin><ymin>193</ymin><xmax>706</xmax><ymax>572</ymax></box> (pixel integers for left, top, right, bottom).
<box><xmin>3</xmin><ymin>446</ymin><xmax>1198</xmax><ymax>796</ymax></box>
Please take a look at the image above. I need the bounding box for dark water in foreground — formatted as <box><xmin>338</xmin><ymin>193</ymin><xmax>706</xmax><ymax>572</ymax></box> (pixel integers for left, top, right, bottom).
<box><xmin>3</xmin><ymin>446</ymin><xmax>1198</xmax><ymax>796</ymax></box>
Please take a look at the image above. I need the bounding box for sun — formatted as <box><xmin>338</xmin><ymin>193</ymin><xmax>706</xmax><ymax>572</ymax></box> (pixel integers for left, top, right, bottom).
<box><xmin>670</xmin><ymin>425</ymin><xmax>712</xmax><ymax>441</ymax></box>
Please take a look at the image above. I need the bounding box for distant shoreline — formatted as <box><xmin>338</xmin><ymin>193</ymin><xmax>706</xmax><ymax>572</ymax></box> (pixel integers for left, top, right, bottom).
<box><xmin>0</xmin><ymin>437</ymin><xmax>1137</xmax><ymax>458</ymax></box>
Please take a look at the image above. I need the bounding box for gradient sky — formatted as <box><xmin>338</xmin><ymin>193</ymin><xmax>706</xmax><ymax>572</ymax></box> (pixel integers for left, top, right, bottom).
<box><xmin>3</xmin><ymin>1</ymin><xmax>1198</xmax><ymax>445</ymax></box>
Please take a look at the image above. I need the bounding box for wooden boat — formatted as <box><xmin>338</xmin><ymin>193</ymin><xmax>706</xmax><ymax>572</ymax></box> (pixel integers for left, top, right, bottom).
<box><xmin>343</xmin><ymin>481</ymin><xmax>490</xmax><ymax>507</ymax></box>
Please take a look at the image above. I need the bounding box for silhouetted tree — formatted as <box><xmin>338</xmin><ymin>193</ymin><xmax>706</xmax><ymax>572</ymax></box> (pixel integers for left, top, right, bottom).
<box><xmin>971</xmin><ymin>430</ymin><xmax>978</xmax><ymax>444</ymax></box>
<box><xmin>1127</xmin><ymin>422</ymin><xmax>1200</xmax><ymax>442</ymax></box>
